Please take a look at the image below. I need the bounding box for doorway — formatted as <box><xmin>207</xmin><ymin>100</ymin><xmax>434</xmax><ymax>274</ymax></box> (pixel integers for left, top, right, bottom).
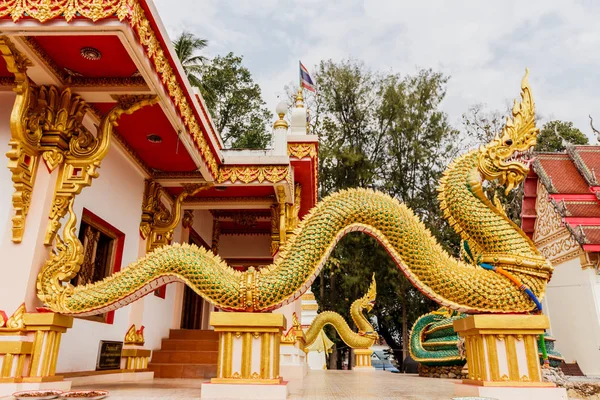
<box><xmin>180</xmin><ymin>229</ymin><xmax>210</xmax><ymax>329</ymax></box>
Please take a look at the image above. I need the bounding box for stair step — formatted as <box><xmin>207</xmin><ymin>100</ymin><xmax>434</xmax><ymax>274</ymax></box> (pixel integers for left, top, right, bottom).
<box><xmin>168</xmin><ymin>329</ymin><xmax>219</xmax><ymax>340</ymax></box>
<box><xmin>148</xmin><ymin>363</ymin><xmax>217</xmax><ymax>379</ymax></box>
<box><xmin>161</xmin><ymin>339</ymin><xmax>219</xmax><ymax>351</ymax></box>
<box><xmin>151</xmin><ymin>350</ymin><xmax>218</xmax><ymax>364</ymax></box>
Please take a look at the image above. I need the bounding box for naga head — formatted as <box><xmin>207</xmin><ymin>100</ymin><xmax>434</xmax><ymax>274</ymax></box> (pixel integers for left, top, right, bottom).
<box><xmin>359</xmin><ymin>274</ymin><xmax>377</xmax><ymax>313</ymax></box>
<box><xmin>477</xmin><ymin>69</ymin><xmax>539</xmax><ymax>195</ymax></box>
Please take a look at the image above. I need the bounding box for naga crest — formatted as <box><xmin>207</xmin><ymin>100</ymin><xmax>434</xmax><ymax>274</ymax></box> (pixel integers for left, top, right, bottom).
<box><xmin>477</xmin><ymin>69</ymin><xmax>539</xmax><ymax>194</ymax></box>
<box><xmin>359</xmin><ymin>274</ymin><xmax>377</xmax><ymax>313</ymax></box>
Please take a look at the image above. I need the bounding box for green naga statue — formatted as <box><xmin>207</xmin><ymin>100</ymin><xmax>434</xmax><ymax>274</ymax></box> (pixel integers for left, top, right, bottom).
<box><xmin>410</xmin><ymin>308</ymin><xmax>564</xmax><ymax>368</ymax></box>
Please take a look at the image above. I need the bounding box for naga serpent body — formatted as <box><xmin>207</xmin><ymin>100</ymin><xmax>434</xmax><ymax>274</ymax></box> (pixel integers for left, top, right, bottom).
<box><xmin>410</xmin><ymin>309</ymin><xmax>565</xmax><ymax>367</ymax></box>
<box><xmin>37</xmin><ymin>71</ymin><xmax>552</xmax><ymax>317</ymax></box>
<box><xmin>302</xmin><ymin>276</ymin><xmax>378</xmax><ymax>351</ymax></box>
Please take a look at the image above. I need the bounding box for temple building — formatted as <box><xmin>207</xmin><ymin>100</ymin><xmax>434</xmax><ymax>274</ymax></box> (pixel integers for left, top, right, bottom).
<box><xmin>0</xmin><ymin>1</ymin><xmax>317</xmax><ymax>395</ymax></box>
<box><xmin>522</xmin><ymin>146</ymin><xmax>600</xmax><ymax>376</ymax></box>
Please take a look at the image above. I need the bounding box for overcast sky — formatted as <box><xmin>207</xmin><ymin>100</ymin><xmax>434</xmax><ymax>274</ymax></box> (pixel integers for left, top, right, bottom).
<box><xmin>154</xmin><ymin>0</ymin><xmax>600</xmax><ymax>141</ymax></box>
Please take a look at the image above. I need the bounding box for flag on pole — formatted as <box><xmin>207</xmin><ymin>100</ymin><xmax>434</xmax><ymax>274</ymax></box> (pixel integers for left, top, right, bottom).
<box><xmin>300</xmin><ymin>61</ymin><xmax>316</xmax><ymax>92</ymax></box>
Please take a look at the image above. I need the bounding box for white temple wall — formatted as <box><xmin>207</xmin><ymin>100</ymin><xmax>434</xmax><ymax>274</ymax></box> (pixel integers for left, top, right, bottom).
<box><xmin>545</xmin><ymin>257</ymin><xmax>600</xmax><ymax>376</ymax></box>
<box><xmin>56</xmin><ymin>140</ymin><xmax>180</xmax><ymax>371</ymax></box>
<box><xmin>191</xmin><ymin>209</ymin><xmax>213</xmax><ymax>245</ymax></box>
<box><xmin>218</xmin><ymin>234</ymin><xmax>271</xmax><ymax>258</ymax></box>
<box><xmin>0</xmin><ymin>92</ymin><xmax>15</xmax><ymax>247</ymax></box>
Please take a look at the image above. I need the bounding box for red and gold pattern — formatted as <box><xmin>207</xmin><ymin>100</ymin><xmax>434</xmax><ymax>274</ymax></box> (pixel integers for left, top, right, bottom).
<box><xmin>217</xmin><ymin>166</ymin><xmax>290</xmax><ymax>184</ymax></box>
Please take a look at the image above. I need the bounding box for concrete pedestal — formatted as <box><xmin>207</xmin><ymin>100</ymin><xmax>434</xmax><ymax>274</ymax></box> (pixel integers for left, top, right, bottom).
<box><xmin>280</xmin><ymin>344</ymin><xmax>307</xmax><ymax>394</ymax></box>
<box><xmin>200</xmin><ymin>312</ymin><xmax>288</xmax><ymax>400</ymax></box>
<box><xmin>453</xmin><ymin>314</ymin><xmax>566</xmax><ymax>400</ymax></box>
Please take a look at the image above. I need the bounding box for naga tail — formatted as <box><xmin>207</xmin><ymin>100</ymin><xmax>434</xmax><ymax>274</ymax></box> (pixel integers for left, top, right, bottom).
<box><xmin>409</xmin><ymin>311</ymin><xmax>466</xmax><ymax>367</ymax></box>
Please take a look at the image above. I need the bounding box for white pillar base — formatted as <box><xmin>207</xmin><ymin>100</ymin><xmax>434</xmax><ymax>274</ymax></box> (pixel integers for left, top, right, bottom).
<box><xmin>200</xmin><ymin>381</ymin><xmax>288</xmax><ymax>400</ymax></box>
<box><xmin>454</xmin><ymin>382</ymin><xmax>568</xmax><ymax>400</ymax></box>
<box><xmin>67</xmin><ymin>371</ymin><xmax>154</xmax><ymax>386</ymax></box>
<box><xmin>353</xmin><ymin>366</ymin><xmax>377</xmax><ymax>372</ymax></box>
<box><xmin>280</xmin><ymin>345</ymin><xmax>307</xmax><ymax>395</ymax></box>
<box><xmin>0</xmin><ymin>380</ymin><xmax>72</xmax><ymax>397</ymax></box>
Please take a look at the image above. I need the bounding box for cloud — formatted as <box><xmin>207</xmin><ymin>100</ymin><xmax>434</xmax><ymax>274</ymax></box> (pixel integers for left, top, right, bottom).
<box><xmin>154</xmin><ymin>0</ymin><xmax>600</xmax><ymax>140</ymax></box>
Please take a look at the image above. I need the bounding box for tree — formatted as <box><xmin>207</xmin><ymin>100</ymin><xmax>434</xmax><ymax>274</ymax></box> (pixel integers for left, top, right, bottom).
<box><xmin>199</xmin><ymin>53</ymin><xmax>272</xmax><ymax>149</ymax></box>
<box><xmin>173</xmin><ymin>32</ymin><xmax>208</xmax><ymax>89</ymax></box>
<box><xmin>310</xmin><ymin>60</ymin><xmax>461</xmax><ymax>368</ymax></box>
<box><xmin>536</xmin><ymin>120</ymin><xmax>588</xmax><ymax>152</ymax></box>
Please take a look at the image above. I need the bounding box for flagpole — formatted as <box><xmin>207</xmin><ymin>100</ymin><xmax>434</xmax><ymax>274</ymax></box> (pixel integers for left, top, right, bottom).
<box><xmin>298</xmin><ymin>60</ymin><xmax>302</xmax><ymax>90</ymax></box>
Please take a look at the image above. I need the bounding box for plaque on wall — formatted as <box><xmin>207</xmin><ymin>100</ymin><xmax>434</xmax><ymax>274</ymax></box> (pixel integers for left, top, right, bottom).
<box><xmin>96</xmin><ymin>340</ymin><xmax>123</xmax><ymax>370</ymax></box>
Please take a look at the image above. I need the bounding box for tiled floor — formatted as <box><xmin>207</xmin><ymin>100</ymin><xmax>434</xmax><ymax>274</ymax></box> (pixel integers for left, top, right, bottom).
<box><xmin>63</xmin><ymin>371</ymin><xmax>457</xmax><ymax>399</ymax></box>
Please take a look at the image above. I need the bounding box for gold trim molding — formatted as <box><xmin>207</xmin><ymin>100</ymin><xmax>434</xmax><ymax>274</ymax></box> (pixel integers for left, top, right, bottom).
<box><xmin>44</xmin><ymin>94</ymin><xmax>158</xmax><ymax>245</ymax></box>
<box><xmin>217</xmin><ymin>165</ymin><xmax>290</xmax><ymax>184</ymax></box>
<box><xmin>288</xmin><ymin>143</ymin><xmax>317</xmax><ymax>159</ymax></box>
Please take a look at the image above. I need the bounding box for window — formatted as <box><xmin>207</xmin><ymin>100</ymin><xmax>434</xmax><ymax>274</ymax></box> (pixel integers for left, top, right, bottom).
<box><xmin>73</xmin><ymin>208</ymin><xmax>125</xmax><ymax>323</ymax></box>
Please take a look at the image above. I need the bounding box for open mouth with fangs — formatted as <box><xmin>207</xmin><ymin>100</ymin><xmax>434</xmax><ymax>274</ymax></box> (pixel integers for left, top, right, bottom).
<box><xmin>505</xmin><ymin>148</ymin><xmax>535</xmax><ymax>169</ymax></box>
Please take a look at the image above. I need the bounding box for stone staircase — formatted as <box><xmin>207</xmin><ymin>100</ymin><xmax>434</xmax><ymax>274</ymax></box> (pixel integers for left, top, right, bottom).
<box><xmin>148</xmin><ymin>329</ymin><xmax>218</xmax><ymax>379</ymax></box>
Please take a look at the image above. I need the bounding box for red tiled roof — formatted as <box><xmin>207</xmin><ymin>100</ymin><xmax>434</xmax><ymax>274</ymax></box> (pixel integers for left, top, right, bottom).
<box><xmin>563</xmin><ymin>201</ymin><xmax>600</xmax><ymax>217</ymax></box>
<box><xmin>535</xmin><ymin>154</ymin><xmax>590</xmax><ymax>193</ymax></box>
<box><xmin>524</xmin><ymin>146</ymin><xmax>600</xmax><ymax>251</ymax></box>
<box><xmin>574</xmin><ymin>146</ymin><xmax>600</xmax><ymax>184</ymax></box>
<box><xmin>582</xmin><ymin>227</ymin><xmax>600</xmax><ymax>244</ymax></box>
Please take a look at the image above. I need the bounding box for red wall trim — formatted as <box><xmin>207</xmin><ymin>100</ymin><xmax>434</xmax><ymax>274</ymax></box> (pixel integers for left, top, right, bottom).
<box><xmin>583</xmin><ymin>244</ymin><xmax>600</xmax><ymax>251</ymax></box>
<box><xmin>81</xmin><ymin>208</ymin><xmax>126</xmax><ymax>324</ymax></box>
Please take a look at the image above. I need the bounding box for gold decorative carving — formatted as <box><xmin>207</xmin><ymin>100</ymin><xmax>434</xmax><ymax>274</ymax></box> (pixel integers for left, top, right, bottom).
<box><xmin>286</xmin><ymin>183</ymin><xmax>302</xmax><ymax>237</ymax></box>
<box><xmin>124</xmin><ymin>324</ymin><xmax>145</xmax><ymax>346</ymax></box>
<box><xmin>140</xmin><ymin>180</ymin><xmax>211</xmax><ymax>252</ymax></box>
<box><xmin>281</xmin><ymin>327</ymin><xmax>296</xmax><ymax>345</ymax></box>
<box><xmin>0</xmin><ymin>0</ymin><xmax>221</xmax><ymax>178</ymax></box>
<box><xmin>0</xmin><ymin>36</ymin><xmax>38</xmax><ymax>243</ymax></box>
<box><xmin>211</xmin><ymin>220</ymin><xmax>220</xmax><ymax>254</ymax></box>
<box><xmin>44</xmin><ymin>94</ymin><xmax>159</xmax><ymax>245</ymax></box>
<box><xmin>77</xmin><ymin>225</ymin><xmax>100</xmax><ymax>285</ymax></box>
<box><xmin>270</xmin><ymin>204</ymin><xmax>279</xmax><ymax>256</ymax></box>
<box><xmin>6</xmin><ymin>304</ymin><xmax>26</xmax><ymax>330</ymax></box>
<box><xmin>533</xmin><ymin>183</ymin><xmax>583</xmax><ymax>266</ymax></box>
<box><xmin>276</xmin><ymin>186</ymin><xmax>287</xmax><ymax>245</ymax></box>
<box><xmin>288</xmin><ymin>143</ymin><xmax>317</xmax><ymax>159</ymax></box>
<box><xmin>182</xmin><ymin>210</ymin><xmax>194</xmax><ymax>229</ymax></box>
<box><xmin>217</xmin><ymin>166</ymin><xmax>289</xmax><ymax>184</ymax></box>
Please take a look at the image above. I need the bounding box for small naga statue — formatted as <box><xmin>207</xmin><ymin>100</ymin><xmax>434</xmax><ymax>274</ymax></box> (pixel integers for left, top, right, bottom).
<box><xmin>301</xmin><ymin>275</ymin><xmax>378</xmax><ymax>352</ymax></box>
<box><xmin>37</xmin><ymin>70</ymin><xmax>551</xmax><ymax>318</ymax></box>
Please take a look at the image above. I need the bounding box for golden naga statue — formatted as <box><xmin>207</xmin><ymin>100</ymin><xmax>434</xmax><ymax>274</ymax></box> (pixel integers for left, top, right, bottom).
<box><xmin>301</xmin><ymin>275</ymin><xmax>378</xmax><ymax>352</ymax></box>
<box><xmin>36</xmin><ymin>70</ymin><xmax>550</xmax><ymax>316</ymax></box>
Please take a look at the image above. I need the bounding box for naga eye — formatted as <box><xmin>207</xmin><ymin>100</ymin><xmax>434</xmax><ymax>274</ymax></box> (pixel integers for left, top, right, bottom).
<box><xmin>504</xmin><ymin>139</ymin><xmax>513</xmax><ymax>146</ymax></box>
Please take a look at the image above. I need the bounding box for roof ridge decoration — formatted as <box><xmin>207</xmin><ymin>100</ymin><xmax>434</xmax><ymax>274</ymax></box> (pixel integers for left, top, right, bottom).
<box><xmin>532</xmin><ymin>159</ymin><xmax>558</xmax><ymax>194</ymax></box>
<box><xmin>567</xmin><ymin>145</ymin><xmax>598</xmax><ymax>186</ymax></box>
<box><xmin>0</xmin><ymin>0</ymin><xmax>221</xmax><ymax>177</ymax></box>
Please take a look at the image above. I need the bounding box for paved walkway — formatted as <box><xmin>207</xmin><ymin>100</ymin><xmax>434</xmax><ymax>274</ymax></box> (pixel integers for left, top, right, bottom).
<box><xmin>66</xmin><ymin>371</ymin><xmax>457</xmax><ymax>400</ymax></box>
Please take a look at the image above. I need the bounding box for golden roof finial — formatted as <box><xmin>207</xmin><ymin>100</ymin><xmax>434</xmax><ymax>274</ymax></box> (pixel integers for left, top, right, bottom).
<box><xmin>295</xmin><ymin>87</ymin><xmax>304</xmax><ymax>108</ymax></box>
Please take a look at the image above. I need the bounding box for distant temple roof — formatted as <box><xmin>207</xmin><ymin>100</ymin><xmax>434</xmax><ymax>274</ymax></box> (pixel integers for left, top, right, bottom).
<box><xmin>522</xmin><ymin>146</ymin><xmax>600</xmax><ymax>253</ymax></box>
